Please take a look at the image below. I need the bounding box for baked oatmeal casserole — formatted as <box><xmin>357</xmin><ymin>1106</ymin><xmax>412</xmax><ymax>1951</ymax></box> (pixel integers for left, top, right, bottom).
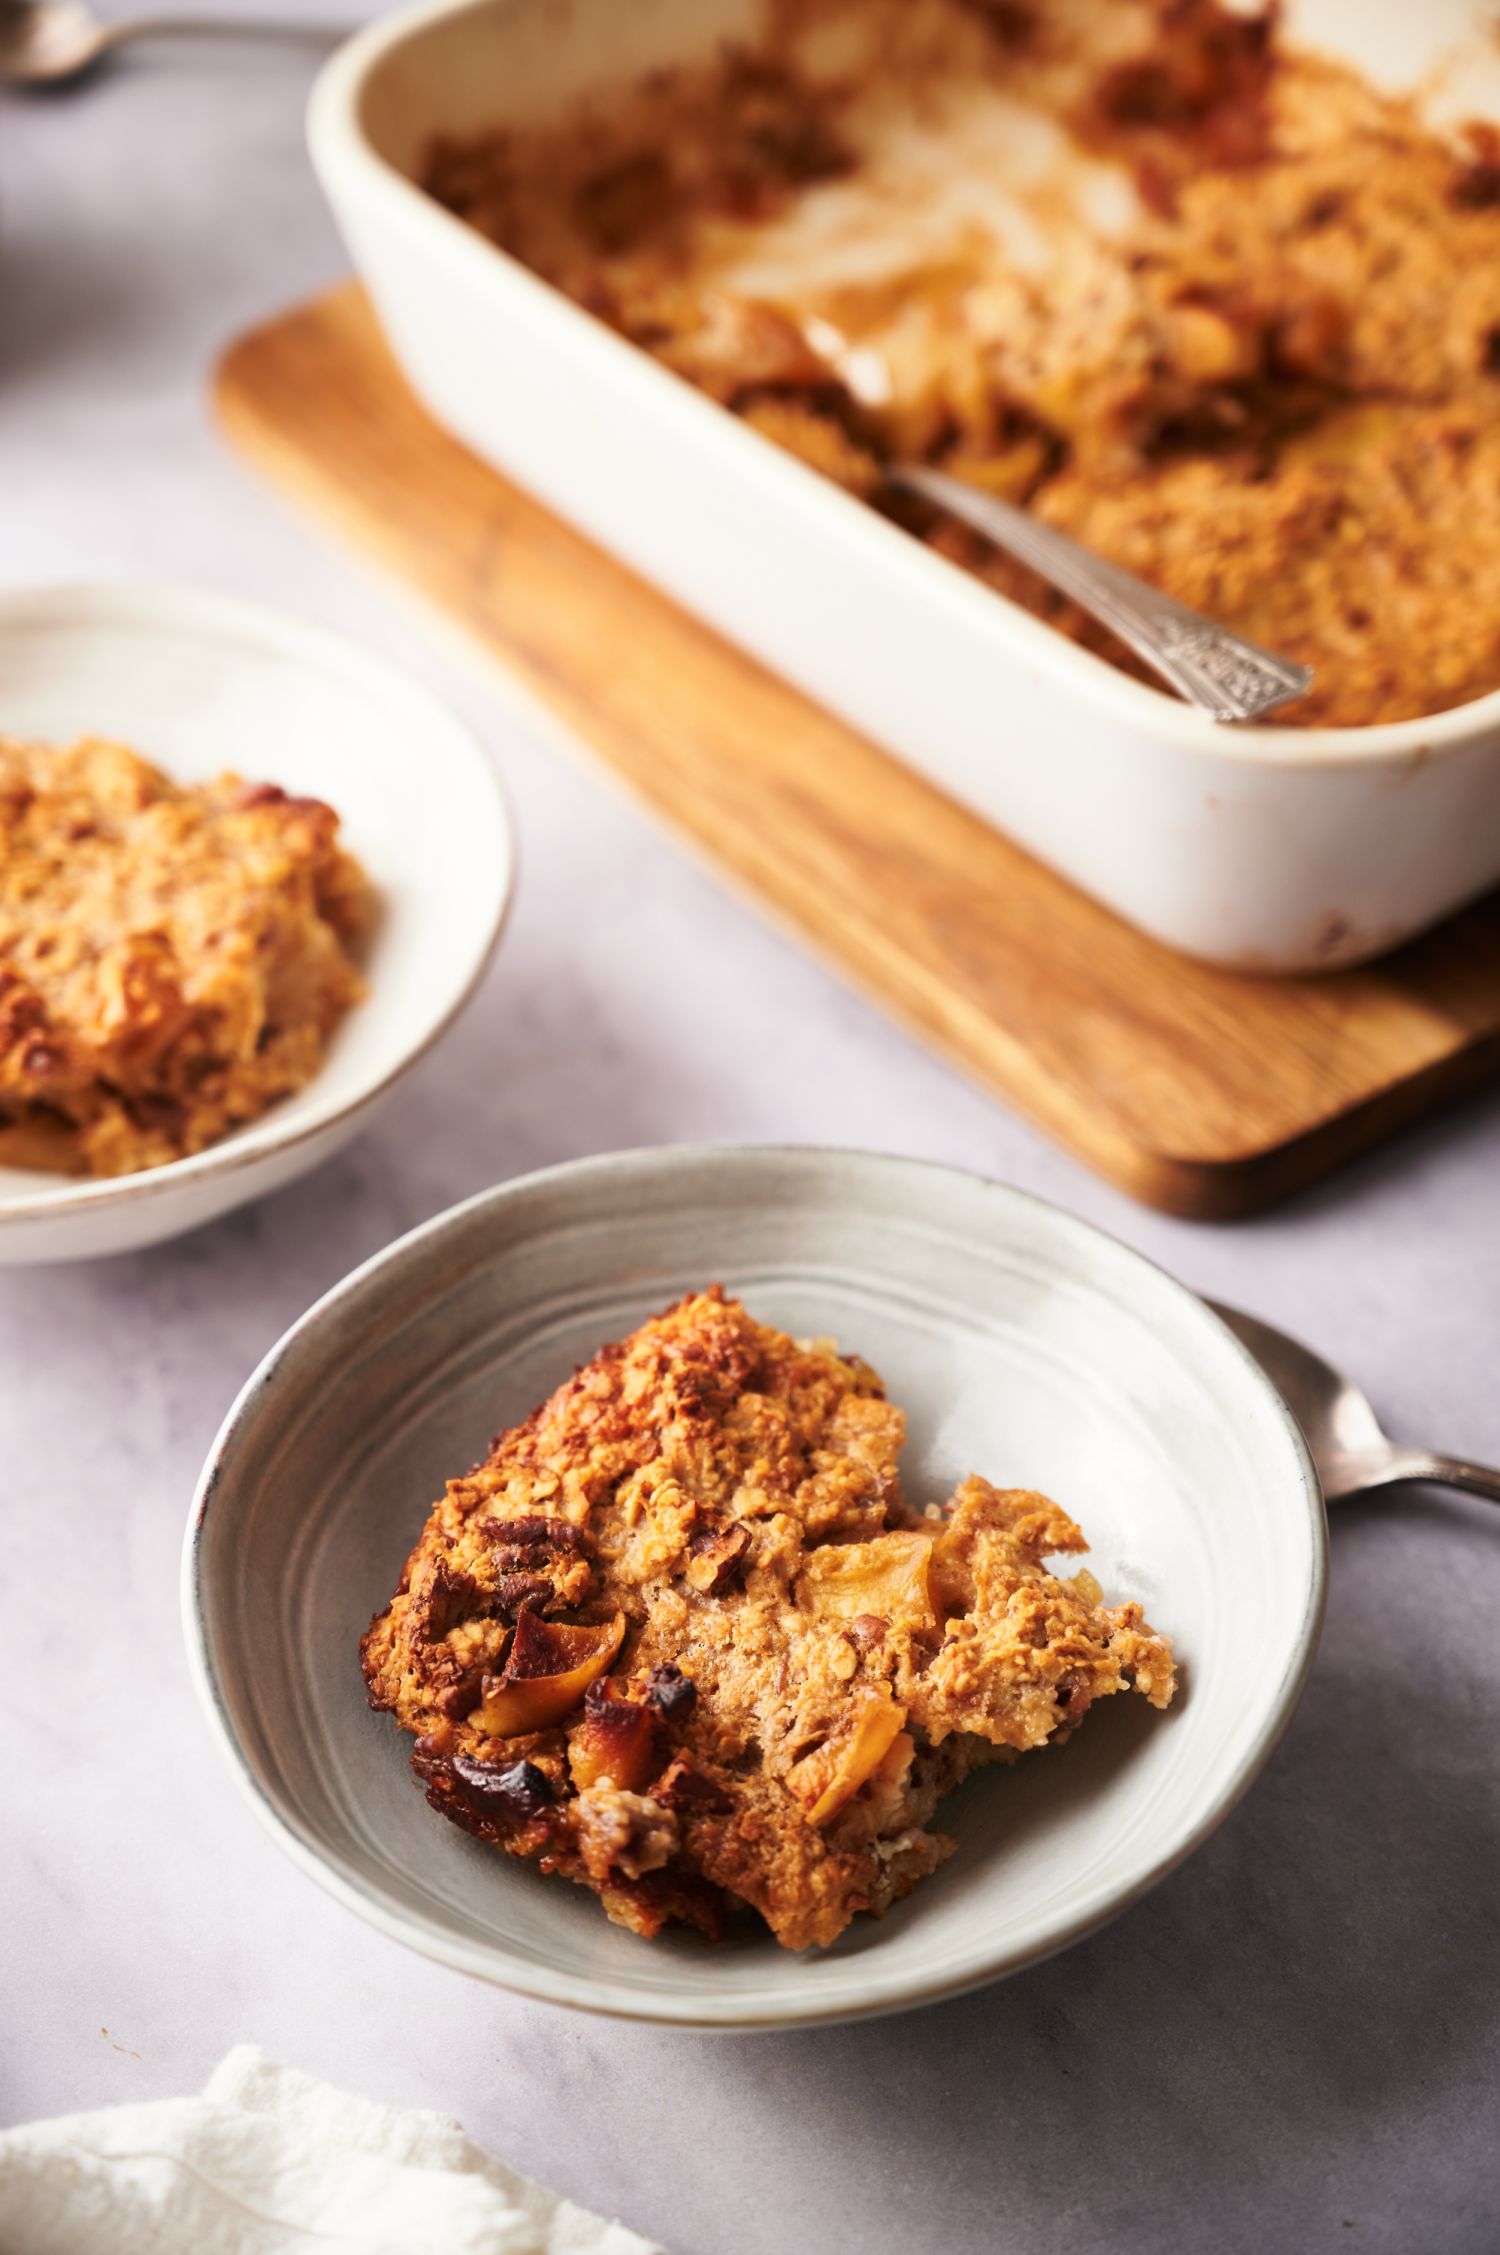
<box><xmin>363</xmin><ymin>1288</ymin><xmax>1175</xmax><ymax>1950</ymax></box>
<box><xmin>426</xmin><ymin>0</ymin><xmax>1500</xmax><ymax>729</ymax></box>
<box><xmin>0</xmin><ymin>735</ymin><xmax>368</xmax><ymax>1177</ymax></box>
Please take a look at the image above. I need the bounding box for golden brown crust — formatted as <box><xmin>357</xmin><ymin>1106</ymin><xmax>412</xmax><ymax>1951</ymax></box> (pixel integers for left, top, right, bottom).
<box><xmin>0</xmin><ymin>736</ymin><xmax>368</xmax><ymax>1176</ymax></box>
<box><xmin>426</xmin><ymin>0</ymin><xmax>1500</xmax><ymax>728</ymax></box>
<box><xmin>363</xmin><ymin>1287</ymin><xmax>1176</xmax><ymax>1951</ymax></box>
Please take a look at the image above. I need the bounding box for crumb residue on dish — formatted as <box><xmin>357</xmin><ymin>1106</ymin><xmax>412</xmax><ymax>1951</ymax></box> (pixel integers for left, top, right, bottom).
<box><xmin>362</xmin><ymin>1286</ymin><xmax>1175</xmax><ymax>1951</ymax></box>
<box><xmin>426</xmin><ymin>0</ymin><xmax>1500</xmax><ymax>728</ymax></box>
<box><xmin>0</xmin><ymin>735</ymin><xmax>369</xmax><ymax>1177</ymax></box>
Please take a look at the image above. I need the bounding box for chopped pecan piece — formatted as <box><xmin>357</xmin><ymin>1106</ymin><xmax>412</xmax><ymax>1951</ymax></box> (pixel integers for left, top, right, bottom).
<box><xmin>641</xmin><ymin>1662</ymin><xmax>697</xmax><ymax>1722</ymax></box>
<box><xmin>491</xmin><ymin>1572</ymin><xmax>555</xmax><ymax>1615</ymax></box>
<box><xmin>652</xmin><ymin>1752</ymin><xmax>733</xmax><ymax>1813</ymax></box>
<box><xmin>481</xmin><ymin>1514</ymin><xmax>597</xmax><ymax>1613</ymax></box>
<box><xmin>954</xmin><ymin>0</ymin><xmax>1036</xmax><ymax>48</ymax></box>
<box><xmin>438</xmin><ymin>1672</ymin><xmax>485</xmax><ymax>1721</ymax></box>
<box><xmin>479</xmin><ymin>1514</ymin><xmax>595</xmax><ymax>1555</ymax></box>
<box><xmin>574</xmin><ymin>150</ymin><xmax>675</xmax><ymax>254</ymax></box>
<box><xmin>1452</xmin><ymin>124</ymin><xmax>1500</xmax><ymax>210</ymax></box>
<box><xmin>573</xmin><ymin>1778</ymin><xmax>680</xmax><ymax>1882</ymax></box>
<box><xmin>410</xmin><ymin>1565</ymin><xmax>481</xmax><ymax>1645</ymax></box>
<box><xmin>682</xmin><ymin>1521</ymin><xmax>750</xmax><ymax>1594</ymax></box>
<box><xmin>604</xmin><ymin>1864</ymin><xmax>727</xmax><ymax>1944</ymax></box>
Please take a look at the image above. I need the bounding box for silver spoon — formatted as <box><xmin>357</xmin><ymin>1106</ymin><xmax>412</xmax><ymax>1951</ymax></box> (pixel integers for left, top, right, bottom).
<box><xmin>0</xmin><ymin>0</ymin><xmax>341</xmax><ymax>86</ymax></box>
<box><xmin>1215</xmin><ymin>1302</ymin><xmax>1500</xmax><ymax>1506</ymax></box>
<box><xmin>890</xmin><ymin>463</ymin><xmax>1314</xmax><ymax>725</ymax></box>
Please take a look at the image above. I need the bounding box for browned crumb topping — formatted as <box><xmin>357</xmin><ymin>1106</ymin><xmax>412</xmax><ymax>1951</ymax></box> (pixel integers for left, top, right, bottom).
<box><xmin>362</xmin><ymin>1287</ymin><xmax>1175</xmax><ymax>1951</ymax></box>
<box><xmin>0</xmin><ymin>735</ymin><xmax>368</xmax><ymax>1177</ymax></box>
<box><xmin>425</xmin><ymin>0</ymin><xmax>1500</xmax><ymax>728</ymax></box>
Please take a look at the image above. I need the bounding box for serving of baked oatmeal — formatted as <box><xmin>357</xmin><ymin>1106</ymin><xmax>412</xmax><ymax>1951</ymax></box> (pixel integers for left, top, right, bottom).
<box><xmin>426</xmin><ymin>0</ymin><xmax>1500</xmax><ymax>728</ymax></box>
<box><xmin>362</xmin><ymin>1286</ymin><xmax>1175</xmax><ymax>1951</ymax></box>
<box><xmin>0</xmin><ymin>735</ymin><xmax>369</xmax><ymax>1177</ymax></box>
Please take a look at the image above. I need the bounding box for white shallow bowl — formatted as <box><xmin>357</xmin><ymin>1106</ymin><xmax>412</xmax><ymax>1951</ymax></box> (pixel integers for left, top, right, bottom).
<box><xmin>310</xmin><ymin>0</ymin><xmax>1500</xmax><ymax>971</ymax></box>
<box><xmin>0</xmin><ymin>582</ymin><xmax>513</xmax><ymax>1264</ymax></box>
<box><xmin>185</xmin><ymin>1146</ymin><xmax>1326</xmax><ymax>2030</ymax></box>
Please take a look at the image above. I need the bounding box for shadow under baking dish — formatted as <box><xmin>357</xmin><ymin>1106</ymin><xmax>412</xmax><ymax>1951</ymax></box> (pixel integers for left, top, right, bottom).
<box><xmin>184</xmin><ymin>1146</ymin><xmax>1325</xmax><ymax>2028</ymax></box>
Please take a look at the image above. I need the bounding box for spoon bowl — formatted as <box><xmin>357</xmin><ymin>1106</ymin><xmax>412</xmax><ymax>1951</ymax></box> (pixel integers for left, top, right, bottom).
<box><xmin>0</xmin><ymin>1</ymin><xmax>340</xmax><ymax>87</ymax></box>
<box><xmin>0</xmin><ymin>0</ymin><xmax>99</xmax><ymax>83</ymax></box>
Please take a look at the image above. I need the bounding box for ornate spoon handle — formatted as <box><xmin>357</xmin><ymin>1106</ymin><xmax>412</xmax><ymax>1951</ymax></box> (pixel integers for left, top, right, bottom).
<box><xmin>98</xmin><ymin>14</ymin><xmax>343</xmax><ymax>52</ymax></box>
<box><xmin>892</xmin><ymin>463</ymin><xmax>1314</xmax><ymax>724</ymax></box>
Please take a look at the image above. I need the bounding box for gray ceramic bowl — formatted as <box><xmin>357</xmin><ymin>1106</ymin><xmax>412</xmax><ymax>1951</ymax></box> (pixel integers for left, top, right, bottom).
<box><xmin>183</xmin><ymin>1147</ymin><xmax>1325</xmax><ymax>2029</ymax></box>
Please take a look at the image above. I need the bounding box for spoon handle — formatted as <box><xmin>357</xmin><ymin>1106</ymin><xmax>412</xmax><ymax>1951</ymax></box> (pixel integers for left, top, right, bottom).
<box><xmin>890</xmin><ymin>464</ymin><xmax>1314</xmax><ymax>723</ymax></box>
<box><xmin>98</xmin><ymin>14</ymin><xmax>344</xmax><ymax>51</ymax></box>
<box><xmin>1372</xmin><ymin>1449</ymin><xmax>1500</xmax><ymax>1506</ymax></box>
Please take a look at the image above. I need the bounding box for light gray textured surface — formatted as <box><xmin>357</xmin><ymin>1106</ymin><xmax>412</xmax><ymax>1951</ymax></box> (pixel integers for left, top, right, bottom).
<box><xmin>2</xmin><ymin>17</ymin><xmax>1498</xmax><ymax>2251</ymax></box>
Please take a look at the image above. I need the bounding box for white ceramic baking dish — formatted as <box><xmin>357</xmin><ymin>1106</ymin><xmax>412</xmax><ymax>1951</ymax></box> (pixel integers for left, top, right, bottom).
<box><xmin>309</xmin><ymin>0</ymin><xmax>1500</xmax><ymax>970</ymax></box>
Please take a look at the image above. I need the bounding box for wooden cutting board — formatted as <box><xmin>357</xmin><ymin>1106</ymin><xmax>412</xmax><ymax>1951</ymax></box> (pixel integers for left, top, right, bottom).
<box><xmin>215</xmin><ymin>284</ymin><xmax>1500</xmax><ymax>1219</ymax></box>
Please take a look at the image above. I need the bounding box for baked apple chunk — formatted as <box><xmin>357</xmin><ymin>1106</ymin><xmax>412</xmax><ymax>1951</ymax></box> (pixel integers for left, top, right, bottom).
<box><xmin>362</xmin><ymin>1287</ymin><xmax>1176</xmax><ymax>1951</ymax></box>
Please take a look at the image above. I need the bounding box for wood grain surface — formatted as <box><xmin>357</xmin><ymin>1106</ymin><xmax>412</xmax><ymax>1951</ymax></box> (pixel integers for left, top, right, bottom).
<box><xmin>215</xmin><ymin>284</ymin><xmax>1500</xmax><ymax>1218</ymax></box>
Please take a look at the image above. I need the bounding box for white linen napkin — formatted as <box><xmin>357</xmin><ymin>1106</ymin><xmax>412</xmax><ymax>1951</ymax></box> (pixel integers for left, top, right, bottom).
<box><xmin>0</xmin><ymin>2045</ymin><xmax>664</xmax><ymax>2255</ymax></box>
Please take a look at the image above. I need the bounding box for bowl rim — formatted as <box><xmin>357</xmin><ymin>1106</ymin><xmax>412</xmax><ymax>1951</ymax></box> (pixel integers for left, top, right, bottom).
<box><xmin>309</xmin><ymin>0</ymin><xmax>1500</xmax><ymax>774</ymax></box>
<box><xmin>0</xmin><ymin>578</ymin><xmax>516</xmax><ymax>1227</ymax></box>
<box><xmin>182</xmin><ymin>1143</ymin><xmax>1328</xmax><ymax>2030</ymax></box>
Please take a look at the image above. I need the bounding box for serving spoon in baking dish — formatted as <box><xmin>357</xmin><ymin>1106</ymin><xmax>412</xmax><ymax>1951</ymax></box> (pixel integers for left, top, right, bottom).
<box><xmin>1216</xmin><ymin>1303</ymin><xmax>1500</xmax><ymax>1507</ymax></box>
<box><xmin>891</xmin><ymin>464</ymin><xmax>1314</xmax><ymax>725</ymax></box>
<box><xmin>0</xmin><ymin>0</ymin><xmax>341</xmax><ymax>86</ymax></box>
